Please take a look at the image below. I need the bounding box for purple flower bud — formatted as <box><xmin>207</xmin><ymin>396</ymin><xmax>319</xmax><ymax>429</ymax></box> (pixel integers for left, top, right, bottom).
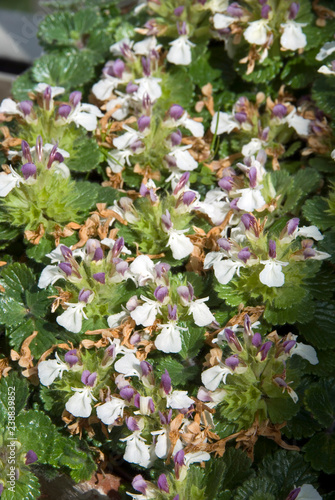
<box><xmin>261</xmin><ymin>126</ymin><xmax>269</xmax><ymax>141</ymax></box>
<box><xmin>161</xmin><ymin>369</ymin><xmax>172</xmax><ymax>394</ymax></box>
<box><xmin>173</xmin><ymin>496</ymin><xmax>180</xmax><ymax>500</ymax></box>
<box><xmin>155</xmin><ymin>262</ymin><xmax>171</xmax><ymax>277</ymax></box>
<box><xmin>285</xmin><ymin>488</ymin><xmax>301</xmax><ymax>500</ymax></box>
<box><xmin>47</xmin><ymin>144</ymin><xmax>60</xmax><ymax>169</ymax></box>
<box><xmin>69</xmin><ymin>91</ymin><xmax>82</xmax><ymax>107</ymax></box>
<box><xmin>272</xmin><ymin>103</ymin><xmax>287</xmax><ymax>119</ymax></box>
<box><xmin>126</xmin><ymin>416</ymin><xmax>139</xmax><ymax>431</ymax></box>
<box><xmin>85</xmin><ymin>239</ymin><xmax>100</xmax><ymax>255</ymax></box>
<box><xmin>140</xmin><ymin>183</ymin><xmax>149</xmax><ymax>197</ymax></box>
<box><xmin>21</xmin><ymin>162</ymin><xmax>37</xmax><ymax>180</ymax></box>
<box><xmin>261</xmin><ymin>4</ymin><xmax>271</xmax><ymax>18</ymax></box>
<box><xmin>87</xmin><ymin>372</ymin><xmax>97</xmax><ymax>386</ymax></box>
<box><xmin>225</xmin><ymin>355</ymin><xmax>240</xmax><ymax>370</ymax></box>
<box><xmin>21</xmin><ymin>140</ymin><xmax>32</xmax><ymax>162</ymax></box>
<box><xmin>241</xmin><ymin>213</ymin><xmax>256</xmax><ymax>230</ymax></box>
<box><xmin>149</xmin><ymin>398</ymin><xmax>155</xmax><ymax>413</ymax></box>
<box><xmin>258</xmin><ymin>341</ymin><xmax>272</xmax><ymax>361</ymax></box>
<box><xmin>174</xmin><ymin>449</ymin><xmax>185</xmax><ymax>466</ymax></box>
<box><xmin>54</xmin><ymin>152</ymin><xmax>64</xmax><ymax>163</ymax></box>
<box><xmin>274</xmin><ymin>377</ymin><xmax>287</xmax><ymax>388</ymax></box>
<box><xmin>303</xmin><ymin>247</ymin><xmax>316</xmax><ymax>259</ymax></box>
<box><xmin>249</xmin><ymin>167</ymin><xmax>257</xmax><ymax>188</ymax></box>
<box><xmin>138</xmin><ymin>115</ymin><xmax>151</xmax><ymax>132</ymax></box>
<box><xmin>60</xmin><ymin>245</ymin><xmax>72</xmax><ymax>259</ymax></box>
<box><xmin>93</xmin><ymin>247</ymin><xmax>104</xmax><ymax>261</ymax></box>
<box><xmin>59</xmin><ymin>262</ymin><xmax>72</xmax><ymax>276</ymax></box>
<box><xmin>81</xmin><ymin>370</ymin><xmax>91</xmax><ymax>385</ymax></box>
<box><xmin>268</xmin><ymin>240</ymin><xmax>276</xmax><ymax>259</ymax></box>
<box><xmin>197</xmin><ymin>387</ymin><xmax>212</xmax><ymax>402</ymax></box>
<box><xmin>142</xmin><ymin>56</ymin><xmax>151</xmax><ymax>76</ymax></box>
<box><xmin>224</xmin><ymin>328</ymin><xmax>242</xmax><ymax>352</ymax></box>
<box><xmin>283</xmin><ymin>339</ymin><xmax>296</xmax><ymax>353</ymax></box>
<box><xmin>64</xmin><ymin>349</ymin><xmax>78</xmax><ymax>367</ymax></box>
<box><xmin>161</xmin><ymin>209</ymin><xmax>173</xmax><ymax>230</ymax></box>
<box><xmin>129</xmin><ymin>332</ymin><xmax>141</xmax><ymax>345</ymax></box>
<box><xmin>133</xmin><ymin>393</ymin><xmax>140</xmax><ymax>408</ymax></box>
<box><xmin>159</xmin><ymin>411</ymin><xmax>167</xmax><ymax>425</ymax></box>
<box><xmin>157</xmin><ymin>474</ymin><xmax>170</xmax><ymax>493</ymax></box>
<box><xmin>154</xmin><ymin>285</ymin><xmax>169</xmax><ymax>303</ymax></box>
<box><xmin>140</xmin><ymin>360</ymin><xmax>153</xmax><ymax>377</ymax></box>
<box><xmin>25</xmin><ymin>450</ymin><xmax>38</xmax><ymax>465</ymax></box>
<box><xmin>43</xmin><ymin>86</ymin><xmax>52</xmax><ymax>110</ymax></box>
<box><xmin>0</xmin><ymin>483</ymin><xmax>3</xmax><ymax>495</ymax></box>
<box><xmin>227</xmin><ymin>2</ymin><xmax>243</xmax><ymax>17</ymax></box>
<box><xmin>218</xmin><ymin>176</ymin><xmax>234</xmax><ymax>191</ymax></box>
<box><xmin>234</xmin><ymin>111</ymin><xmax>247</xmax><ymax>123</ymax></box>
<box><xmin>168</xmin><ymin>304</ymin><xmax>178</xmax><ymax>321</ymax></box>
<box><xmin>256</xmin><ymin>149</ymin><xmax>267</xmax><ymax>165</ymax></box>
<box><xmin>115</xmin><ymin>260</ymin><xmax>128</xmax><ymax>275</ymax></box>
<box><xmin>174</xmin><ymin>5</ymin><xmax>184</xmax><ymax>16</ymax></box>
<box><xmin>19</xmin><ymin>100</ymin><xmax>33</xmax><ymax>116</ymax></box>
<box><xmin>120</xmin><ymin>386</ymin><xmax>135</xmax><ymax>401</ymax></box>
<box><xmin>113</xmin><ymin>59</ymin><xmax>125</xmax><ymax>78</ymax></box>
<box><xmin>173</xmin><ymin>172</ymin><xmax>190</xmax><ymax>196</ymax></box>
<box><xmin>130</xmin><ymin>139</ymin><xmax>144</xmax><ymax>152</ymax></box>
<box><xmin>217</xmin><ymin>238</ymin><xmax>231</xmax><ymax>251</ymax></box>
<box><xmin>132</xmin><ymin>475</ymin><xmax>147</xmax><ymax>494</ymax></box>
<box><xmin>238</xmin><ymin>247</ymin><xmax>251</xmax><ymax>263</ymax></box>
<box><xmin>287</xmin><ymin>217</ymin><xmax>299</xmax><ymax>236</ymax></box>
<box><xmin>36</xmin><ymin>135</ymin><xmax>43</xmax><ymax>162</ymax></box>
<box><xmin>288</xmin><ymin>2</ymin><xmax>300</xmax><ymax>20</ymax></box>
<box><xmin>177</xmin><ymin>20</ymin><xmax>187</xmax><ymax>36</ymax></box>
<box><xmin>93</xmin><ymin>272</ymin><xmax>106</xmax><ymax>284</ymax></box>
<box><xmin>259</xmin><ymin>0</ymin><xmax>267</xmax><ymax>5</ymax></box>
<box><xmin>112</xmin><ymin>237</ymin><xmax>124</xmax><ymax>258</ymax></box>
<box><xmin>252</xmin><ymin>332</ymin><xmax>262</xmax><ymax>347</ymax></box>
<box><xmin>177</xmin><ymin>285</ymin><xmax>191</xmax><ymax>302</ymax></box>
<box><xmin>170</xmin><ymin>129</ymin><xmax>183</xmax><ymax>146</ymax></box>
<box><xmin>142</xmin><ymin>92</ymin><xmax>152</xmax><ymax>111</ymax></box>
<box><xmin>182</xmin><ymin>191</ymin><xmax>196</xmax><ymax>206</ymax></box>
<box><xmin>126</xmin><ymin>296</ymin><xmax>139</xmax><ymax>311</ymax></box>
<box><xmin>78</xmin><ymin>288</ymin><xmax>91</xmax><ymax>303</ymax></box>
<box><xmin>169</xmin><ymin>104</ymin><xmax>184</xmax><ymax>120</ymax></box>
<box><xmin>58</xmin><ymin>104</ymin><xmax>72</xmax><ymax>118</ymax></box>
<box><xmin>244</xmin><ymin>313</ymin><xmax>252</xmax><ymax>336</ymax></box>
<box><xmin>126</xmin><ymin>82</ymin><xmax>139</xmax><ymax>94</ymax></box>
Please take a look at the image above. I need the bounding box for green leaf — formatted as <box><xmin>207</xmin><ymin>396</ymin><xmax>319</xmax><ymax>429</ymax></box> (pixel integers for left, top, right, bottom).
<box><xmin>303</xmin><ymin>433</ymin><xmax>335</xmax><ymax>474</ymax></box>
<box><xmin>312</xmin><ymin>75</ymin><xmax>335</xmax><ymax>119</ymax></box>
<box><xmin>0</xmin><ymin>263</ymin><xmax>34</xmax><ymax>301</ymax></box>
<box><xmin>67</xmin><ymin>135</ymin><xmax>101</xmax><ymax>172</ymax></box>
<box><xmin>234</xmin><ymin>476</ymin><xmax>277</xmax><ymax>500</ymax></box>
<box><xmin>154</xmin><ymin>356</ymin><xmax>199</xmax><ymax>386</ymax></box>
<box><xmin>283</xmin><ymin>409</ymin><xmax>322</xmax><ymax>439</ymax></box>
<box><xmin>302</xmin><ymin>197</ymin><xmax>335</xmax><ymax>230</ymax></box>
<box><xmin>266</xmin><ymin>396</ymin><xmax>299</xmax><ymax>424</ymax></box>
<box><xmin>304</xmin><ymin>379</ymin><xmax>335</xmax><ymax>427</ymax></box>
<box><xmin>180</xmin><ymin>324</ymin><xmax>205</xmax><ymax>359</ymax></box>
<box><xmin>1</xmin><ymin>471</ymin><xmax>40</xmax><ymax>500</ymax></box>
<box><xmin>221</xmin><ymin>448</ymin><xmax>254</xmax><ymax>491</ymax></box>
<box><xmin>298</xmin><ymin>301</ymin><xmax>335</xmax><ymax>349</ymax></box>
<box><xmin>0</xmin><ymin>371</ymin><xmax>29</xmax><ymax>418</ymax></box>
<box><xmin>11</xmin><ymin>71</ymin><xmax>37</xmax><ymax>101</ymax></box>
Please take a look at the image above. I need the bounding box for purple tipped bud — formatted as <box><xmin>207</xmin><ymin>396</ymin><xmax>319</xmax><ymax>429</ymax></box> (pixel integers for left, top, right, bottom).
<box><xmin>285</xmin><ymin>488</ymin><xmax>301</xmax><ymax>500</ymax></box>
<box><xmin>86</xmin><ymin>239</ymin><xmax>100</xmax><ymax>255</ymax></box>
<box><xmin>177</xmin><ymin>285</ymin><xmax>190</xmax><ymax>302</ymax></box>
<box><xmin>161</xmin><ymin>369</ymin><xmax>172</xmax><ymax>394</ymax></box>
<box><xmin>115</xmin><ymin>260</ymin><xmax>128</xmax><ymax>275</ymax></box>
<box><xmin>59</xmin><ymin>262</ymin><xmax>72</xmax><ymax>276</ymax></box>
<box><xmin>19</xmin><ymin>100</ymin><xmax>33</xmax><ymax>116</ymax></box>
<box><xmin>261</xmin><ymin>4</ymin><xmax>271</xmax><ymax>18</ymax></box>
<box><xmin>217</xmin><ymin>238</ymin><xmax>231</xmax><ymax>251</ymax></box>
<box><xmin>226</xmin><ymin>2</ymin><xmax>243</xmax><ymax>17</ymax></box>
<box><xmin>173</xmin><ymin>171</ymin><xmax>190</xmax><ymax>194</ymax></box>
<box><xmin>112</xmin><ymin>237</ymin><xmax>124</xmax><ymax>258</ymax></box>
<box><xmin>234</xmin><ymin>111</ymin><xmax>247</xmax><ymax>123</ymax></box>
<box><xmin>138</xmin><ymin>115</ymin><xmax>151</xmax><ymax>132</ymax></box>
<box><xmin>259</xmin><ymin>0</ymin><xmax>267</xmax><ymax>4</ymax></box>
<box><xmin>25</xmin><ymin>450</ymin><xmax>38</xmax><ymax>465</ymax></box>
<box><xmin>238</xmin><ymin>247</ymin><xmax>251</xmax><ymax>263</ymax></box>
<box><xmin>87</xmin><ymin>372</ymin><xmax>97</xmax><ymax>386</ymax></box>
<box><xmin>218</xmin><ymin>176</ymin><xmax>234</xmax><ymax>191</ymax></box>
<box><xmin>58</xmin><ymin>104</ymin><xmax>72</xmax><ymax>118</ymax></box>
<box><xmin>256</xmin><ymin>149</ymin><xmax>267</xmax><ymax>165</ymax></box>
<box><xmin>274</xmin><ymin>377</ymin><xmax>287</xmax><ymax>388</ymax></box>
<box><xmin>93</xmin><ymin>247</ymin><xmax>104</xmax><ymax>261</ymax></box>
<box><xmin>170</xmin><ymin>129</ymin><xmax>183</xmax><ymax>146</ymax></box>
<box><xmin>182</xmin><ymin>190</ymin><xmax>196</xmax><ymax>206</ymax></box>
<box><xmin>69</xmin><ymin>91</ymin><xmax>82</xmax><ymax>107</ymax></box>
<box><xmin>142</xmin><ymin>93</ymin><xmax>152</xmax><ymax>111</ymax></box>
<box><xmin>120</xmin><ymin>386</ymin><xmax>135</xmax><ymax>401</ymax></box>
<box><xmin>78</xmin><ymin>288</ymin><xmax>91</xmax><ymax>303</ymax></box>
<box><xmin>169</xmin><ymin>104</ymin><xmax>184</xmax><ymax>120</ymax></box>
<box><xmin>64</xmin><ymin>349</ymin><xmax>78</xmax><ymax>367</ymax></box>
<box><xmin>126</xmin><ymin>296</ymin><xmax>139</xmax><ymax>311</ymax></box>
<box><xmin>244</xmin><ymin>313</ymin><xmax>252</xmax><ymax>336</ymax></box>
<box><xmin>113</xmin><ymin>59</ymin><xmax>126</xmax><ymax>78</ymax></box>
<box><xmin>225</xmin><ymin>355</ymin><xmax>240</xmax><ymax>370</ymax></box>
<box><xmin>43</xmin><ymin>86</ymin><xmax>52</xmax><ymax>110</ymax></box>
<box><xmin>158</xmin><ymin>474</ymin><xmax>170</xmax><ymax>493</ymax></box>
<box><xmin>142</xmin><ymin>56</ymin><xmax>151</xmax><ymax>76</ymax></box>
<box><xmin>174</xmin><ymin>449</ymin><xmax>185</xmax><ymax>465</ymax></box>
<box><xmin>268</xmin><ymin>240</ymin><xmax>276</xmax><ymax>259</ymax></box>
<box><xmin>161</xmin><ymin>209</ymin><xmax>173</xmax><ymax>230</ymax></box>
<box><xmin>21</xmin><ymin>140</ymin><xmax>32</xmax><ymax>162</ymax></box>
<box><xmin>60</xmin><ymin>245</ymin><xmax>72</xmax><ymax>259</ymax></box>
<box><xmin>93</xmin><ymin>272</ymin><xmax>106</xmax><ymax>284</ymax></box>
<box><xmin>225</xmin><ymin>328</ymin><xmax>242</xmax><ymax>351</ymax></box>
<box><xmin>149</xmin><ymin>398</ymin><xmax>155</xmax><ymax>413</ymax></box>
<box><xmin>283</xmin><ymin>339</ymin><xmax>296</xmax><ymax>353</ymax></box>
<box><xmin>174</xmin><ymin>6</ymin><xmax>184</xmax><ymax>16</ymax></box>
<box><xmin>154</xmin><ymin>285</ymin><xmax>169</xmax><ymax>303</ymax></box>
<box><xmin>133</xmin><ymin>393</ymin><xmax>140</xmax><ymax>408</ymax></box>
<box><xmin>21</xmin><ymin>162</ymin><xmax>37</xmax><ymax>180</ymax></box>
<box><xmin>36</xmin><ymin>135</ymin><xmax>43</xmax><ymax>162</ymax></box>
<box><xmin>126</xmin><ymin>416</ymin><xmax>140</xmax><ymax>431</ymax></box>
<box><xmin>252</xmin><ymin>332</ymin><xmax>262</xmax><ymax>347</ymax></box>
<box><xmin>0</xmin><ymin>483</ymin><xmax>3</xmax><ymax>495</ymax></box>
<box><xmin>258</xmin><ymin>341</ymin><xmax>272</xmax><ymax>361</ymax></box>
<box><xmin>130</xmin><ymin>139</ymin><xmax>144</xmax><ymax>152</ymax></box>
<box><xmin>168</xmin><ymin>304</ymin><xmax>178</xmax><ymax>321</ymax></box>
<box><xmin>132</xmin><ymin>475</ymin><xmax>147</xmax><ymax>494</ymax></box>
<box><xmin>140</xmin><ymin>183</ymin><xmax>149</xmax><ymax>197</ymax></box>
<box><xmin>130</xmin><ymin>332</ymin><xmax>141</xmax><ymax>345</ymax></box>
<box><xmin>261</xmin><ymin>126</ymin><xmax>270</xmax><ymax>141</ymax></box>
<box><xmin>140</xmin><ymin>360</ymin><xmax>153</xmax><ymax>377</ymax></box>
<box><xmin>249</xmin><ymin>167</ymin><xmax>257</xmax><ymax>188</ymax></box>
<box><xmin>241</xmin><ymin>213</ymin><xmax>256</xmax><ymax>230</ymax></box>
<box><xmin>173</xmin><ymin>496</ymin><xmax>180</xmax><ymax>500</ymax></box>
<box><xmin>81</xmin><ymin>370</ymin><xmax>91</xmax><ymax>385</ymax></box>
<box><xmin>54</xmin><ymin>152</ymin><xmax>64</xmax><ymax>163</ymax></box>
<box><xmin>303</xmin><ymin>247</ymin><xmax>316</xmax><ymax>259</ymax></box>
<box><xmin>287</xmin><ymin>217</ymin><xmax>299</xmax><ymax>236</ymax></box>
<box><xmin>289</xmin><ymin>1</ymin><xmax>300</xmax><ymax>19</ymax></box>
<box><xmin>177</xmin><ymin>20</ymin><xmax>187</xmax><ymax>36</ymax></box>
<box><xmin>272</xmin><ymin>103</ymin><xmax>287</xmax><ymax>119</ymax></box>
<box><xmin>126</xmin><ymin>82</ymin><xmax>139</xmax><ymax>94</ymax></box>
<box><xmin>155</xmin><ymin>262</ymin><xmax>171</xmax><ymax>277</ymax></box>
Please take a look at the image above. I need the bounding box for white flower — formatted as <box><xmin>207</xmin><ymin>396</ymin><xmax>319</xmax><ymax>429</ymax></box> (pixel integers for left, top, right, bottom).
<box><xmin>166</xmin><ymin>390</ymin><xmax>194</xmax><ymax>409</ymax></box>
<box><xmin>296</xmin><ymin>225</ymin><xmax>324</xmax><ymax>241</ymax></box>
<box><xmin>242</xmin><ymin>138</ymin><xmax>264</xmax><ymax>157</ymax></box>
<box><xmin>38</xmin><ymin>265</ymin><xmax>66</xmax><ymax>288</ymax></box>
<box><xmin>167</xmin><ymin>36</ymin><xmax>195</xmax><ymax>66</ymax></box>
<box><xmin>133</xmin><ymin>36</ymin><xmax>162</xmax><ymax>55</ymax></box>
<box><xmin>0</xmin><ymin>167</ymin><xmax>24</xmax><ymax>197</ymax></box>
<box><xmin>213</xmin><ymin>13</ymin><xmax>235</xmax><ymax>30</ymax></box>
<box><xmin>65</xmin><ymin>387</ymin><xmax>97</xmax><ymax>418</ymax></box>
<box><xmin>114</xmin><ymin>353</ymin><xmax>142</xmax><ymax>378</ymax></box>
<box><xmin>286</xmin><ymin>110</ymin><xmax>310</xmax><ymax>136</ymax></box>
<box><xmin>107</xmin><ymin>149</ymin><xmax>133</xmax><ymax>173</ymax></box>
<box><xmin>113</xmin><ymin>127</ymin><xmax>141</xmax><ymax>150</ymax></box>
<box><xmin>236</xmin><ymin>186</ymin><xmax>266</xmax><ymax>212</ymax></box>
<box><xmin>168</xmin><ymin>145</ymin><xmax>198</xmax><ymax>171</ymax></box>
<box><xmin>155</xmin><ymin>322</ymin><xmax>186</xmax><ymax>353</ymax></box>
<box><xmin>107</xmin><ymin>311</ymin><xmax>128</xmax><ymax>328</ymax></box>
<box><xmin>280</xmin><ymin>21</ymin><xmax>307</xmax><ymax>51</ymax></box>
<box><xmin>213</xmin><ymin>259</ymin><xmax>244</xmax><ymax>285</ymax></box>
<box><xmin>135</xmin><ymin>76</ymin><xmax>162</xmax><ymax>102</ymax></box>
<box><xmin>129</xmin><ymin>255</ymin><xmax>156</xmax><ymax>286</ymax></box>
<box><xmin>64</xmin><ymin>103</ymin><xmax>103</xmax><ymax>132</ymax></box>
<box><xmin>204</xmin><ymin>0</ymin><xmax>229</xmax><ymax>13</ymax></box>
<box><xmin>210</xmin><ymin>112</ymin><xmax>239</xmax><ymax>135</ymax></box>
<box><xmin>185</xmin><ymin>451</ymin><xmax>211</xmax><ymax>466</ymax></box>
<box><xmin>56</xmin><ymin>302</ymin><xmax>88</xmax><ymax>333</ymax></box>
<box><xmin>318</xmin><ymin>64</ymin><xmax>335</xmax><ymax>76</ymax></box>
<box><xmin>167</xmin><ymin>112</ymin><xmax>204</xmax><ymax>137</ymax></box>
<box><xmin>197</xmin><ymin>189</ymin><xmax>231</xmax><ymax>226</ymax></box>
<box><xmin>131</xmin><ymin>296</ymin><xmax>161</xmax><ymax>327</ymax></box>
<box><xmin>244</xmin><ymin>20</ymin><xmax>269</xmax><ymax>46</ymax></box>
<box><xmin>121</xmin><ymin>432</ymin><xmax>151</xmax><ymax>467</ymax></box>
<box><xmin>316</xmin><ymin>41</ymin><xmax>335</xmax><ymax>61</ymax></box>
<box><xmin>167</xmin><ymin>229</ymin><xmax>194</xmax><ymax>260</ymax></box>
<box><xmin>34</xmin><ymin>83</ymin><xmax>65</xmax><ymax>97</ymax></box>
<box><xmin>296</xmin><ymin>484</ymin><xmax>322</xmax><ymax>500</ymax></box>
<box><xmin>259</xmin><ymin>260</ymin><xmax>288</xmax><ymax>287</ymax></box>
<box><xmin>38</xmin><ymin>353</ymin><xmax>68</xmax><ymax>386</ymax></box>
<box><xmin>201</xmin><ymin>362</ymin><xmax>232</xmax><ymax>391</ymax></box>
<box><xmin>92</xmin><ymin>78</ymin><xmax>119</xmax><ymax>101</ymax></box>
<box><xmin>289</xmin><ymin>336</ymin><xmax>318</xmax><ymax>365</ymax></box>
<box><xmin>97</xmin><ymin>397</ymin><xmax>126</xmax><ymax>425</ymax></box>
<box><xmin>188</xmin><ymin>298</ymin><xmax>215</xmax><ymax>327</ymax></box>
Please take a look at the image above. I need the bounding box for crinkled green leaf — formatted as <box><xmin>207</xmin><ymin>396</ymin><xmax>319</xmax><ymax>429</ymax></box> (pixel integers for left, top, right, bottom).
<box><xmin>67</xmin><ymin>135</ymin><xmax>101</xmax><ymax>172</ymax></box>
<box><xmin>303</xmin><ymin>196</ymin><xmax>335</xmax><ymax>230</ymax></box>
<box><xmin>298</xmin><ymin>301</ymin><xmax>335</xmax><ymax>349</ymax></box>
<box><xmin>154</xmin><ymin>356</ymin><xmax>199</xmax><ymax>386</ymax></box>
<box><xmin>1</xmin><ymin>470</ymin><xmax>40</xmax><ymax>500</ymax></box>
<box><xmin>303</xmin><ymin>432</ymin><xmax>335</xmax><ymax>474</ymax></box>
<box><xmin>283</xmin><ymin>409</ymin><xmax>322</xmax><ymax>439</ymax></box>
<box><xmin>304</xmin><ymin>379</ymin><xmax>335</xmax><ymax>428</ymax></box>
<box><xmin>312</xmin><ymin>75</ymin><xmax>335</xmax><ymax>119</ymax></box>
<box><xmin>0</xmin><ymin>371</ymin><xmax>29</xmax><ymax>418</ymax></box>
